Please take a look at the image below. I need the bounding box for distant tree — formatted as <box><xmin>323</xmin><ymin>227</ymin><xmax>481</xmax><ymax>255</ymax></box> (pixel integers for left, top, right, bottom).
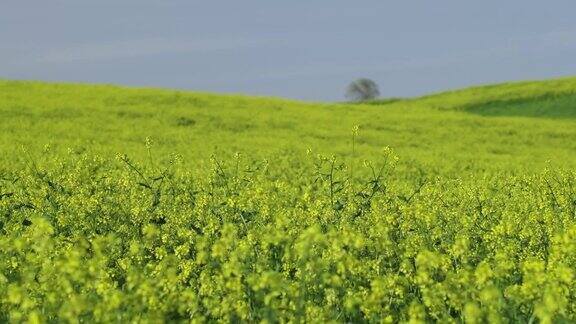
<box><xmin>345</xmin><ymin>78</ymin><xmax>380</xmax><ymax>102</ymax></box>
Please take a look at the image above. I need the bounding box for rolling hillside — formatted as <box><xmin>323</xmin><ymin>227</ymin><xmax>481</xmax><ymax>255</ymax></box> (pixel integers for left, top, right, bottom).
<box><xmin>1</xmin><ymin>77</ymin><xmax>576</xmax><ymax>176</ymax></box>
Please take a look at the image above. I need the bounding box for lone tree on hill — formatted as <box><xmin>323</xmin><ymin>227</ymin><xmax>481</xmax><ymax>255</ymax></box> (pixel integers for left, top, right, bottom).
<box><xmin>345</xmin><ymin>78</ymin><xmax>380</xmax><ymax>102</ymax></box>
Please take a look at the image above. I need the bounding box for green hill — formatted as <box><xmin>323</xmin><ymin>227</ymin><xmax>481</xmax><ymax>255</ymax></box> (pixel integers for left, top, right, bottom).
<box><xmin>1</xmin><ymin>77</ymin><xmax>576</xmax><ymax>175</ymax></box>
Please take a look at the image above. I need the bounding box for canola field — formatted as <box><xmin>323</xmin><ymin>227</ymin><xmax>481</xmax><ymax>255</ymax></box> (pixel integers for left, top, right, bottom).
<box><xmin>1</xmin><ymin>78</ymin><xmax>576</xmax><ymax>322</ymax></box>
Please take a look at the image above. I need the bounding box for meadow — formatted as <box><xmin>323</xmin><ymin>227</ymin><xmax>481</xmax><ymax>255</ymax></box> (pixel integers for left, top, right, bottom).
<box><xmin>1</xmin><ymin>77</ymin><xmax>576</xmax><ymax>322</ymax></box>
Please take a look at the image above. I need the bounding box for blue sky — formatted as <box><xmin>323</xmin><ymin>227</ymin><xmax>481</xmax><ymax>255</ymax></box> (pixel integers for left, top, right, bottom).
<box><xmin>2</xmin><ymin>0</ymin><xmax>576</xmax><ymax>100</ymax></box>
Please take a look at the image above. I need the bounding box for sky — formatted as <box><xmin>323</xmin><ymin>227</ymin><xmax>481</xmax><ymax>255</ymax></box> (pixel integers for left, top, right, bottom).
<box><xmin>2</xmin><ymin>0</ymin><xmax>576</xmax><ymax>101</ymax></box>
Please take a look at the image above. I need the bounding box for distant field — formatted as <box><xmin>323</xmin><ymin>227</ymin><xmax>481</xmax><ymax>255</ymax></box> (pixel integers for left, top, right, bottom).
<box><xmin>1</xmin><ymin>77</ymin><xmax>576</xmax><ymax>175</ymax></box>
<box><xmin>1</xmin><ymin>78</ymin><xmax>576</xmax><ymax>322</ymax></box>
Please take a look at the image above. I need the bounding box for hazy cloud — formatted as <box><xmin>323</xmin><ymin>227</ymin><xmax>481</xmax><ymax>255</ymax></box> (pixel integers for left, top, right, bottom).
<box><xmin>258</xmin><ymin>29</ymin><xmax>576</xmax><ymax>81</ymax></box>
<box><xmin>36</xmin><ymin>37</ymin><xmax>262</xmax><ymax>63</ymax></box>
